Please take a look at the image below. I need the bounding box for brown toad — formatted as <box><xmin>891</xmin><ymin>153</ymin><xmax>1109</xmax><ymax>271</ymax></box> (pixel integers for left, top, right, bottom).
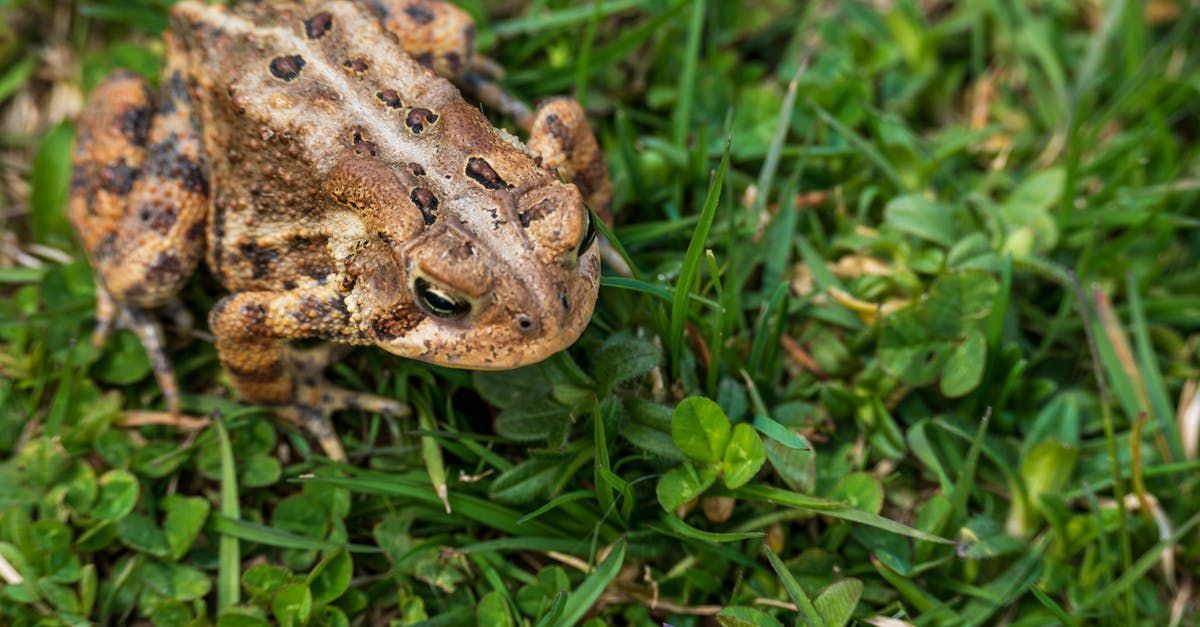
<box><xmin>69</xmin><ymin>0</ymin><xmax>612</xmax><ymax>459</ymax></box>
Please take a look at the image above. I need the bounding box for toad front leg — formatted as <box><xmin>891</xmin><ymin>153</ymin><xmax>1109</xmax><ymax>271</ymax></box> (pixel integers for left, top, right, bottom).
<box><xmin>70</xmin><ymin>44</ymin><xmax>209</xmax><ymax>415</ymax></box>
<box><xmin>208</xmin><ymin>287</ymin><xmax>409</xmax><ymax>461</ymax></box>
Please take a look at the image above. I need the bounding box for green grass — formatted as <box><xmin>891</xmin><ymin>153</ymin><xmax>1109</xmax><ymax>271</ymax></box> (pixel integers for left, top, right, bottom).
<box><xmin>2</xmin><ymin>0</ymin><xmax>1200</xmax><ymax>625</ymax></box>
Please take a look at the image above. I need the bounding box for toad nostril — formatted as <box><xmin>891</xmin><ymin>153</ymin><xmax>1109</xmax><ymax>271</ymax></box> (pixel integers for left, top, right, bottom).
<box><xmin>516</xmin><ymin>314</ymin><xmax>535</xmax><ymax>333</ymax></box>
<box><xmin>559</xmin><ymin>290</ymin><xmax>570</xmax><ymax>311</ymax></box>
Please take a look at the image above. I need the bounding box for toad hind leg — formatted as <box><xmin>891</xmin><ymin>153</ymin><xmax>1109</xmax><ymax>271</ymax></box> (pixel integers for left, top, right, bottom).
<box><xmin>209</xmin><ymin>288</ymin><xmax>410</xmax><ymax>461</ymax></box>
<box><xmin>69</xmin><ymin>47</ymin><xmax>209</xmax><ymax>414</ymax></box>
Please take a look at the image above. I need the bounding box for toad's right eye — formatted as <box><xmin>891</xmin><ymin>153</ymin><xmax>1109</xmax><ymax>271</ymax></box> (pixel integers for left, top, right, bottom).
<box><xmin>576</xmin><ymin>210</ymin><xmax>596</xmax><ymax>257</ymax></box>
<box><xmin>414</xmin><ymin>277</ymin><xmax>471</xmax><ymax>319</ymax></box>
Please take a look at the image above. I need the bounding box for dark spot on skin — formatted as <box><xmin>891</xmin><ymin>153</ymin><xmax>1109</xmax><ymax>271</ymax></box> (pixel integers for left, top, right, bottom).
<box><xmin>559</xmin><ymin>291</ymin><xmax>570</xmax><ymax>311</ymax></box>
<box><xmin>405</xmin><ymin>107</ymin><xmax>438</xmax><ymax>134</ymax></box>
<box><xmin>352</xmin><ymin>127</ymin><xmax>377</xmax><ymax>156</ymax></box>
<box><xmin>410</xmin><ymin>188</ymin><xmax>439</xmax><ymax>224</ymax></box>
<box><xmin>145</xmin><ymin>136</ymin><xmax>209</xmax><ymax>196</ymax></box>
<box><xmin>211</xmin><ymin>204</ymin><xmax>227</xmax><ymax>281</ymax></box>
<box><xmin>145</xmin><ymin>252</ymin><xmax>183</xmax><ymax>285</ymax></box>
<box><xmin>94</xmin><ymin>233</ymin><xmax>118</xmax><ymax>261</ymax></box>
<box><xmin>344</xmin><ymin>58</ymin><xmax>369</xmax><ymax>73</ymax></box>
<box><xmin>71</xmin><ymin>169</ymin><xmax>88</xmax><ymax>193</ymax></box>
<box><xmin>139</xmin><ymin>201</ymin><xmax>178</xmax><ymax>235</ymax></box>
<box><xmin>294</xmin><ymin>295</ymin><xmax>351</xmax><ymax>335</ymax></box>
<box><xmin>466</xmin><ymin>157</ymin><xmax>507</xmax><ymax>190</ymax></box>
<box><xmin>239</xmin><ymin>240</ymin><xmax>280</xmax><ymax>279</ymax></box>
<box><xmin>157</xmin><ymin>72</ymin><xmax>186</xmax><ymax>116</ymax></box>
<box><xmin>404</xmin><ymin>3</ymin><xmax>435</xmax><ymax>24</ymax></box>
<box><xmin>518</xmin><ymin>198</ymin><xmax>555</xmax><ymax>227</ymax></box>
<box><xmin>269</xmin><ymin>55</ymin><xmax>306</xmax><ymax>81</ymax></box>
<box><xmin>544</xmin><ymin>113</ymin><xmax>573</xmax><ymax>149</ymax></box>
<box><xmin>444</xmin><ymin>52</ymin><xmax>461</xmax><ymax>73</ymax></box>
<box><xmin>119</xmin><ymin>105</ymin><xmax>152</xmax><ymax>147</ymax></box>
<box><xmin>227</xmin><ymin>360</ymin><xmax>284</xmax><ymax>383</ymax></box>
<box><xmin>284</xmin><ymin>279</ymin><xmax>297</xmax><ymax>290</ymax></box>
<box><xmin>409</xmin><ymin>162</ymin><xmax>426</xmax><ymax>176</ymax></box>
<box><xmin>370</xmin><ymin>305</ymin><xmax>426</xmax><ymax>341</ymax></box>
<box><xmin>288</xmin><ymin>233</ymin><xmax>329</xmax><ymax>252</ymax></box>
<box><xmin>301</xmin><ymin>260</ymin><xmax>334</xmax><ymax>283</ymax></box>
<box><xmin>101</xmin><ymin>159</ymin><xmax>138</xmax><ymax>195</ymax></box>
<box><xmin>376</xmin><ymin>89</ymin><xmax>403</xmax><ymax>109</ymax></box>
<box><xmin>240</xmin><ymin>302</ymin><xmax>268</xmax><ymax>329</ymax></box>
<box><xmin>305</xmin><ymin>12</ymin><xmax>333</xmax><ymax>39</ymax></box>
<box><xmin>186</xmin><ymin>219</ymin><xmax>206</xmax><ymax>241</ymax></box>
<box><xmin>414</xmin><ymin>52</ymin><xmax>434</xmax><ymax>68</ymax></box>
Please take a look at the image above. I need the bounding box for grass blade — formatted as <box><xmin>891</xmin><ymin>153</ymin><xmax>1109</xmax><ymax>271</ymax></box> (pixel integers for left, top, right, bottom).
<box><xmin>210</xmin><ymin>514</ymin><xmax>382</xmax><ymax>553</ymax></box>
<box><xmin>558</xmin><ymin>539</ymin><xmax>626</xmax><ymax>626</ymax></box>
<box><xmin>735</xmin><ymin>485</ymin><xmax>952</xmax><ymax>544</ymax></box>
<box><xmin>213</xmin><ymin>414</ymin><xmax>240</xmax><ymax>612</ymax></box>
<box><xmin>669</xmin><ymin>140</ymin><xmax>731</xmax><ymax>372</ymax></box>
<box><xmin>762</xmin><ymin>544</ymin><xmax>822</xmax><ymax>626</ymax></box>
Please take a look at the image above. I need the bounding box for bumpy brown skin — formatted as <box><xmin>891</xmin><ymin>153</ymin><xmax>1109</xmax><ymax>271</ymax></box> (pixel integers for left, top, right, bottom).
<box><xmin>69</xmin><ymin>0</ymin><xmax>611</xmax><ymax>460</ymax></box>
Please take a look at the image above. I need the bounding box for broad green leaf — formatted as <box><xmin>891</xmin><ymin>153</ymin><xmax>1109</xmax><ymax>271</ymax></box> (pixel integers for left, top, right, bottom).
<box><xmin>308</xmin><ymin>551</ymin><xmax>352</xmax><ymax>606</ymax></box>
<box><xmin>243</xmin><ymin>564</ymin><xmax>293</xmax><ymax>601</ymax></box>
<box><xmin>999</xmin><ymin>168</ymin><xmax>1063</xmax><ymax>254</ymax></box>
<box><xmin>474</xmin><ymin>360</ymin><xmax>570</xmax><ymax>409</ymax></box>
<box><xmin>495</xmin><ymin>399</ymin><xmax>571</xmax><ymax>442</ymax></box>
<box><xmin>671</xmin><ymin>396</ymin><xmax>731</xmax><ymax>462</ymax></box>
<box><xmin>92</xmin><ymin>470</ymin><xmax>139</xmax><ymax>522</ymax></box>
<box><xmin>94</xmin><ymin>331</ymin><xmax>153</xmax><ymax>385</ymax></box>
<box><xmin>878</xmin><ymin>307</ymin><xmax>954</xmax><ymax>385</ymax></box>
<box><xmin>721</xmin><ymin>423</ymin><xmax>767</xmax><ymax>489</ymax></box>
<box><xmin>118</xmin><ymin>514</ymin><xmax>170</xmax><ymax>558</ymax></box>
<box><xmin>815</xmin><ymin>578</ymin><xmax>863</xmax><ymax>627</ymax></box>
<box><xmin>1007</xmin><ymin>439</ymin><xmax>1078</xmax><ymax>538</ymax></box>
<box><xmin>940</xmin><ymin>329</ymin><xmax>988</xmax><ymax>397</ymax></box>
<box><xmin>829</xmin><ymin>473</ymin><xmax>884</xmax><ymax>514</ymax></box>
<box><xmin>884</xmin><ymin>194</ymin><xmax>956</xmax><ymax>246</ymax></box>
<box><xmin>925</xmin><ymin>271</ymin><xmax>999</xmax><ymax>334</ymax></box>
<box><xmin>656</xmin><ymin>465</ymin><xmax>716</xmax><ymax>512</ymax></box>
<box><xmin>477</xmin><ymin>590</ymin><xmax>515</xmax><ymax>627</ymax></box>
<box><xmin>142</xmin><ymin>561</ymin><xmax>212</xmax><ymax>602</ymax></box>
<box><xmin>30</xmin><ymin>122</ymin><xmax>74</xmax><ymax>243</ymax></box>
<box><xmin>594</xmin><ymin>334</ymin><xmax>661</xmax><ymax>390</ymax></box>
<box><xmin>272</xmin><ymin>582</ymin><xmax>313</xmax><ymax>627</ymax></box>
<box><xmin>162</xmin><ymin>495</ymin><xmax>210</xmax><ymax>561</ymax></box>
<box><xmin>38</xmin><ymin>578</ymin><xmax>80</xmax><ymax>614</ymax></box>
<box><xmin>61</xmin><ymin>461</ymin><xmax>98</xmax><ymax>515</ymax></box>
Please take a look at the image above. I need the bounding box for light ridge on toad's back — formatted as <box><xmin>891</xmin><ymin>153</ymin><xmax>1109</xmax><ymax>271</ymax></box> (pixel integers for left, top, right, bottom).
<box><xmin>68</xmin><ymin>0</ymin><xmax>613</xmax><ymax>460</ymax></box>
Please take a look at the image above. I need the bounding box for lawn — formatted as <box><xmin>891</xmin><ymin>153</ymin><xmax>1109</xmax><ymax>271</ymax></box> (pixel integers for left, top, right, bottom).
<box><xmin>2</xmin><ymin>0</ymin><xmax>1199</xmax><ymax>625</ymax></box>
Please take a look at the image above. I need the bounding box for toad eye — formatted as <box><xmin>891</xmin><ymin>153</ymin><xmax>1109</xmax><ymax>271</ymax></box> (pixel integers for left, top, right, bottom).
<box><xmin>414</xmin><ymin>277</ymin><xmax>471</xmax><ymax>319</ymax></box>
<box><xmin>576</xmin><ymin>210</ymin><xmax>597</xmax><ymax>257</ymax></box>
